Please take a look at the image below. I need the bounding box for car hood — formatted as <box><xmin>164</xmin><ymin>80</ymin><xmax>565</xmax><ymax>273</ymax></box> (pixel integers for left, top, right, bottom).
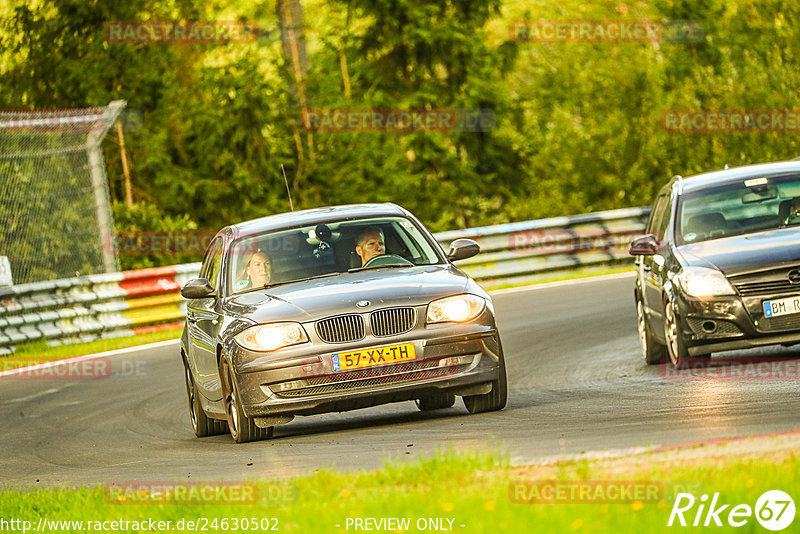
<box><xmin>678</xmin><ymin>227</ymin><xmax>800</xmax><ymax>276</ymax></box>
<box><xmin>223</xmin><ymin>264</ymin><xmax>470</xmax><ymax>323</ymax></box>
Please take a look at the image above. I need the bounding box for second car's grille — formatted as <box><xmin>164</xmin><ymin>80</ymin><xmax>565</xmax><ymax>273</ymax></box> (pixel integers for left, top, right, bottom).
<box><xmin>316</xmin><ymin>314</ymin><xmax>365</xmax><ymax>343</ymax></box>
<box><xmin>370</xmin><ymin>307</ymin><xmax>416</xmax><ymax>337</ymax></box>
<box><xmin>730</xmin><ymin>267</ymin><xmax>800</xmax><ymax>297</ymax></box>
<box><xmin>733</xmin><ymin>280</ymin><xmax>799</xmax><ymax>297</ymax></box>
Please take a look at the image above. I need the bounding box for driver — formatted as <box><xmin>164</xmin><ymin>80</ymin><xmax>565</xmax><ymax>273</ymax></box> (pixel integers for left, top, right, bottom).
<box><xmin>355</xmin><ymin>226</ymin><xmax>385</xmax><ymax>266</ymax></box>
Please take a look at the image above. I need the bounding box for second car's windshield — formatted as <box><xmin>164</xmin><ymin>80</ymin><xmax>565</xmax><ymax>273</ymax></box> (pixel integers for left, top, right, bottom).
<box><xmin>229</xmin><ymin>216</ymin><xmax>442</xmax><ymax>293</ymax></box>
<box><xmin>677</xmin><ymin>173</ymin><xmax>800</xmax><ymax>245</ymax></box>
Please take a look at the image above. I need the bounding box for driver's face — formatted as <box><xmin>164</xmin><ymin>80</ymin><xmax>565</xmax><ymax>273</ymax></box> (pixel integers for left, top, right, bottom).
<box><xmin>356</xmin><ymin>233</ymin><xmax>385</xmax><ymax>265</ymax></box>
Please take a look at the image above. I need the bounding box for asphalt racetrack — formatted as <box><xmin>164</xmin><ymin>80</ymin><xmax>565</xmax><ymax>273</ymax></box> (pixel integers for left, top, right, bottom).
<box><xmin>2</xmin><ymin>273</ymin><xmax>799</xmax><ymax>488</ymax></box>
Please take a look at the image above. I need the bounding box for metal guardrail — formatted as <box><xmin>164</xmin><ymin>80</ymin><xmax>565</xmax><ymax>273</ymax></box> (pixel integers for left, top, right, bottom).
<box><xmin>441</xmin><ymin>206</ymin><xmax>650</xmax><ymax>288</ymax></box>
<box><xmin>0</xmin><ymin>264</ymin><xmax>199</xmax><ymax>355</ymax></box>
<box><xmin>0</xmin><ymin>207</ymin><xmax>650</xmax><ymax>355</ymax></box>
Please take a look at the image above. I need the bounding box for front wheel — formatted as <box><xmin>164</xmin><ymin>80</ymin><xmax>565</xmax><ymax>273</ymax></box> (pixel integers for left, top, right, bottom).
<box><xmin>463</xmin><ymin>356</ymin><xmax>507</xmax><ymax>414</ymax></box>
<box><xmin>664</xmin><ymin>297</ymin><xmax>690</xmax><ymax>368</ymax></box>
<box><xmin>184</xmin><ymin>358</ymin><xmax>227</xmax><ymax>437</ymax></box>
<box><xmin>220</xmin><ymin>359</ymin><xmax>273</xmax><ymax>443</ymax></box>
<box><xmin>637</xmin><ymin>297</ymin><xmax>666</xmax><ymax>365</ymax></box>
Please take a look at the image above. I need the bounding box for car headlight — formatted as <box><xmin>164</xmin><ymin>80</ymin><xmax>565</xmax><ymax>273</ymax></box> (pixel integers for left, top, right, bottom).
<box><xmin>677</xmin><ymin>267</ymin><xmax>735</xmax><ymax>298</ymax></box>
<box><xmin>427</xmin><ymin>294</ymin><xmax>486</xmax><ymax>324</ymax></box>
<box><xmin>234</xmin><ymin>323</ymin><xmax>309</xmax><ymax>352</ymax></box>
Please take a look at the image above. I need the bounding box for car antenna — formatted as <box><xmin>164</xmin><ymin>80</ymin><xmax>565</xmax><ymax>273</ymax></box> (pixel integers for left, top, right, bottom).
<box><xmin>281</xmin><ymin>164</ymin><xmax>295</xmax><ymax>211</ymax></box>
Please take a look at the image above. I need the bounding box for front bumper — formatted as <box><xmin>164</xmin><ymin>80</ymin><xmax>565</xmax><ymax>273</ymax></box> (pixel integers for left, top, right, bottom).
<box><xmin>227</xmin><ymin>312</ymin><xmax>503</xmax><ymax>418</ymax></box>
<box><xmin>674</xmin><ymin>292</ymin><xmax>800</xmax><ymax>355</ymax></box>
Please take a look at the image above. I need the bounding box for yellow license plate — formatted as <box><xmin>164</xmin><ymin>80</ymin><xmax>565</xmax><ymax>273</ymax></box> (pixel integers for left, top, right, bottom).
<box><xmin>331</xmin><ymin>342</ymin><xmax>416</xmax><ymax>372</ymax></box>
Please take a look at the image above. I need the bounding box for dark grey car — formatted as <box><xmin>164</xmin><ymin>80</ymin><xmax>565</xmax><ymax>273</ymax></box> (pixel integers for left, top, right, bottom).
<box><xmin>180</xmin><ymin>203</ymin><xmax>507</xmax><ymax>442</ymax></box>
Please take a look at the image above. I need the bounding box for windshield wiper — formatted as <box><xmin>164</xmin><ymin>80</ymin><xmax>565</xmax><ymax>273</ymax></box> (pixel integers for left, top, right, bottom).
<box><xmin>348</xmin><ymin>263</ymin><xmax>411</xmax><ymax>273</ymax></box>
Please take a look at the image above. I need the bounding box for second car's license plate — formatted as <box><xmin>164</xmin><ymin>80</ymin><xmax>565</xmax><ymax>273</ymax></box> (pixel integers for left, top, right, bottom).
<box><xmin>763</xmin><ymin>296</ymin><xmax>800</xmax><ymax>318</ymax></box>
<box><xmin>331</xmin><ymin>342</ymin><xmax>415</xmax><ymax>372</ymax></box>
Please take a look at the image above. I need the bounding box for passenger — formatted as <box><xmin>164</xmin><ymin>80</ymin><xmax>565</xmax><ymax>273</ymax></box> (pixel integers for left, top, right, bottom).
<box><xmin>355</xmin><ymin>226</ymin><xmax>386</xmax><ymax>266</ymax></box>
<box><xmin>238</xmin><ymin>251</ymin><xmax>272</xmax><ymax>290</ymax></box>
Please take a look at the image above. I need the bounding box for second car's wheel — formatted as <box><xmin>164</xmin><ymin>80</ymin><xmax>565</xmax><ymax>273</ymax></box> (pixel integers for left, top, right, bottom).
<box><xmin>184</xmin><ymin>358</ymin><xmax>228</xmax><ymax>437</ymax></box>
<box><xmin>463</xmin><ymin>355</ymin><xmax>508</xmax><ymax>414</ymax></box>
<box><xmin>637</xmin><ymin>297</ymin><xmax>667</xmax><ymax>365</ymax></box>
<box><xmin>220</xmin><ymin>358</ymin><xmax>273</xmax><ymax>443</ymax></box>
<box><xmin>415</xmin><ymin>393</ymin><xmax>456</xmax><ymax>411</ymax></box>
<box><xmin>664</xmin><ymin>297</ymin><xmax>691</xmax><ymax>368</ymax></box>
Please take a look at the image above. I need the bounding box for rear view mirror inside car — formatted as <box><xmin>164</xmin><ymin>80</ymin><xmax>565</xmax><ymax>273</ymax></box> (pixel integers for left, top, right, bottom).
<box><xmin>741</xmin><ymin>184</ymin><xmax>777</xmax><ymax>203</ymax></box>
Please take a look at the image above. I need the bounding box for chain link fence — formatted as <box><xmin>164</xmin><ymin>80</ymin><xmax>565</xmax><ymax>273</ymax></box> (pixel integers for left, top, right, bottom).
<box><xmin>0</xmin><ymin>101</ymin><xmax>125</xmax><ymax>284</ymax></box>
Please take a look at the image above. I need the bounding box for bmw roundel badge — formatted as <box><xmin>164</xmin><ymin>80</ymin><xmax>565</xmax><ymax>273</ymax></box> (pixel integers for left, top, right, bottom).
<box><xmin>356</xmin><ymin>300</ymin><xmax>370</xmax><ymax>308</ymax></box>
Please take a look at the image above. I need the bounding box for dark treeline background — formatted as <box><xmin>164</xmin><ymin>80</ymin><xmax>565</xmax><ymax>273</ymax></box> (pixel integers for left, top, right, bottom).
<box><xmin>2</xmin><ymin>0</ymin><xmax>800</xmax><ymax>269</ymax></box>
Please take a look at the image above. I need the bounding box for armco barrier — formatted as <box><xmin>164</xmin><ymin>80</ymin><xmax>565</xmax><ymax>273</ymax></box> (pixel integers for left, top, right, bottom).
<box><xmin>0</xmin><ymin>207</ymin><xmax>649</xmax><ymax>355</ymax></box>
<box><xmin>0</xmin><ymin>264</ymin><xmax>200</xmax><ymax>355</ymax></box>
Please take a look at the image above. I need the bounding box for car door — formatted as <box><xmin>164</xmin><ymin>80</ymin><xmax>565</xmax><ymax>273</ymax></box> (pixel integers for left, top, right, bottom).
<box><xmin>642</xmin><ymin>194</ymin><xmax>672</xmax><ymax>336</ymax></box>
<box><xmin>186</xmin><ymin>236</ymin><xmax>225</xmax><ymax>400</ymax></box>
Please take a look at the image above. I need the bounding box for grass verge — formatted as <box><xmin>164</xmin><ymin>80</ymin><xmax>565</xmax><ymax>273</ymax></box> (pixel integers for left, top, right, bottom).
<box><xmin>1</xmin><ymin>433</ymin><xmax>798</xmax><ymax>533</ymax></box>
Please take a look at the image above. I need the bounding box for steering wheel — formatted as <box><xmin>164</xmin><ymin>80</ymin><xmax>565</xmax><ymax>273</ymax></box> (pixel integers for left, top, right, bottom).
<box><xmin>362</xmin><ymin>254</ymin><xmax>413</xmax><ymax>269</ymax></box>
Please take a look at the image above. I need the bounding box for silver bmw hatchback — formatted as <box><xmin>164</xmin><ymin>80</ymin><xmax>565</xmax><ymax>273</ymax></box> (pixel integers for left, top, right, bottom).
<box><xmin>180</xmin><ymin>203</ymin><xmax>507</xmax><ymax>442</ymax></box>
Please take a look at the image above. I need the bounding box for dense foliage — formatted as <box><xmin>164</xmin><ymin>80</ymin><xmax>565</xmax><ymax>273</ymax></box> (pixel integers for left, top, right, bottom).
<box><xmin>2</xmin><ymin>0</ymin><xmax>799</xmax><ymax>269</ymax></box>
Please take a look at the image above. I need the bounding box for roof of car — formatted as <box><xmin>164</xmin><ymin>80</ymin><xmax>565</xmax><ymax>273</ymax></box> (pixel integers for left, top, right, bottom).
<box><xmin>674</xmin><ymin>160</ymin><xmax>800</xmax><ymax>195</ymax></box>
<box><xmin>228</xmin><ymin>203</ymin><xmax>409</xmax><ymax>238</ymax></box>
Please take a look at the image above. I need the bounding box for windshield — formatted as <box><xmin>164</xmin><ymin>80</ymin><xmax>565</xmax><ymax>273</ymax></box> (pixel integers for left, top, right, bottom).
<box><xmin>228</xmin><ymin>216</ymin><xmax>443</xmax><ymax>293</ymax></box>
<box><xmin>676</xmin><ymin>173</ymin><xmax>800</xmax><ymax>245</ymax></box>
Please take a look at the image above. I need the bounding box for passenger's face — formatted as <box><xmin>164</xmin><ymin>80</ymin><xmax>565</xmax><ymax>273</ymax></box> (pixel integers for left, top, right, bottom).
<box><xmin>356</xmin><ymin>233</ymin><xmax>385</xmax><ymax>265</ymax></box>
<box><xmin>247</xmin><ymin>254</ymin><xmax>271</xmax><ymax>286</ymax></box>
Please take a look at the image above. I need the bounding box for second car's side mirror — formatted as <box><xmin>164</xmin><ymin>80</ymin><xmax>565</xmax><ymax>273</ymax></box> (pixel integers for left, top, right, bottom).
<box><xmin>629</xmin><ymin>234</ymin><xmax>660</xmax><ymax>256</ymax></box>
<box><xmin>180</xmin><ymin>278</ymin><xmax>216</xmax><ymax>299</ymax></box>
<box><xmin>447</xmin><ymin>239</ymin><xmax>480</xmax><ymax>262</ymax></box>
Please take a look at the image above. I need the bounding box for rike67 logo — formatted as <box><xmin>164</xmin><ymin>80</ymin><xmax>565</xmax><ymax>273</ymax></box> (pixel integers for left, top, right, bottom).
<box><xmin>668</xmin><ymin>490</ymin><xmax>795</xmax><ymax>531</ymax></box>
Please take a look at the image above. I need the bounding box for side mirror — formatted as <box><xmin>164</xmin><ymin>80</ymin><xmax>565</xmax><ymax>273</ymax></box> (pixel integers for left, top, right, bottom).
<box><xmin>180</xmin><ymin>278</ymin><xmax>216</xmax><ymax>299</ymax></box>
<box><xmin>629</xmin><ymin>234</ymin><xmax>660</xmax><ymax>256</ymax></box>
<box><xmin>447</xmin><ymin>239</ymin><xmax>480</xmax><ymax>262</ymax></box>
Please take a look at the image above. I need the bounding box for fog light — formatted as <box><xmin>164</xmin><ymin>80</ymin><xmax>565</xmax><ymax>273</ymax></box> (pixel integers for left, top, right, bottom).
<box><xmin>273</xmin><ymin>379</ymin><xmax>308</xmax><ymax>392</ymax></box>
<box><xmin>438</xmin><ymin>355</ymin><xmax>474</xmax><ymax>367</ymax></box>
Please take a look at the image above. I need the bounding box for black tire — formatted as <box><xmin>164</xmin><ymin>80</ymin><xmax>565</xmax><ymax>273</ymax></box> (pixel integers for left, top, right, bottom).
<box><xmin>637</xmin><ymin>296</ymin><xmax>667</xmax><ymax>365</ymax></box>
<box><xmin>415</xmin><ymin>393</ymin><xmax>456</xmax><ymax>411</ymax></box>
<box><xmin>463</xmin><ymin>355</ymin><xmax>507</xmax><ymax>414</ymax></box>
<box><xmin>220</xmin><ymin>359</ymin><xmax>273</xmax><ymax>443</ymax></box>
<box><xmin>183</xmin><ymin>358</ymin><xmax>227</xmax><ymax>437</ymax></box>
<box><xmin>664</xmin><ymin>297</ymin><xmax>691</xmax><ymax>368</ymax></box>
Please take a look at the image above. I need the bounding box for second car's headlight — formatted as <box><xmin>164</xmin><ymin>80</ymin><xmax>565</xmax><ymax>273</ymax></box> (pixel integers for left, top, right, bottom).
<box><xmin>234</xmin><ymin>323</ymin><xmax>309</xmax><ymax>352</ymax></box>
<box><xmin>677</xmin><ymin>267</ymin><xmax>735</xmax><ymax>298</ymax></box>
<box><xmin>427</xmin><ymin>294</ymin><xmax>486</xmax><ymax>324</ymax></box>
